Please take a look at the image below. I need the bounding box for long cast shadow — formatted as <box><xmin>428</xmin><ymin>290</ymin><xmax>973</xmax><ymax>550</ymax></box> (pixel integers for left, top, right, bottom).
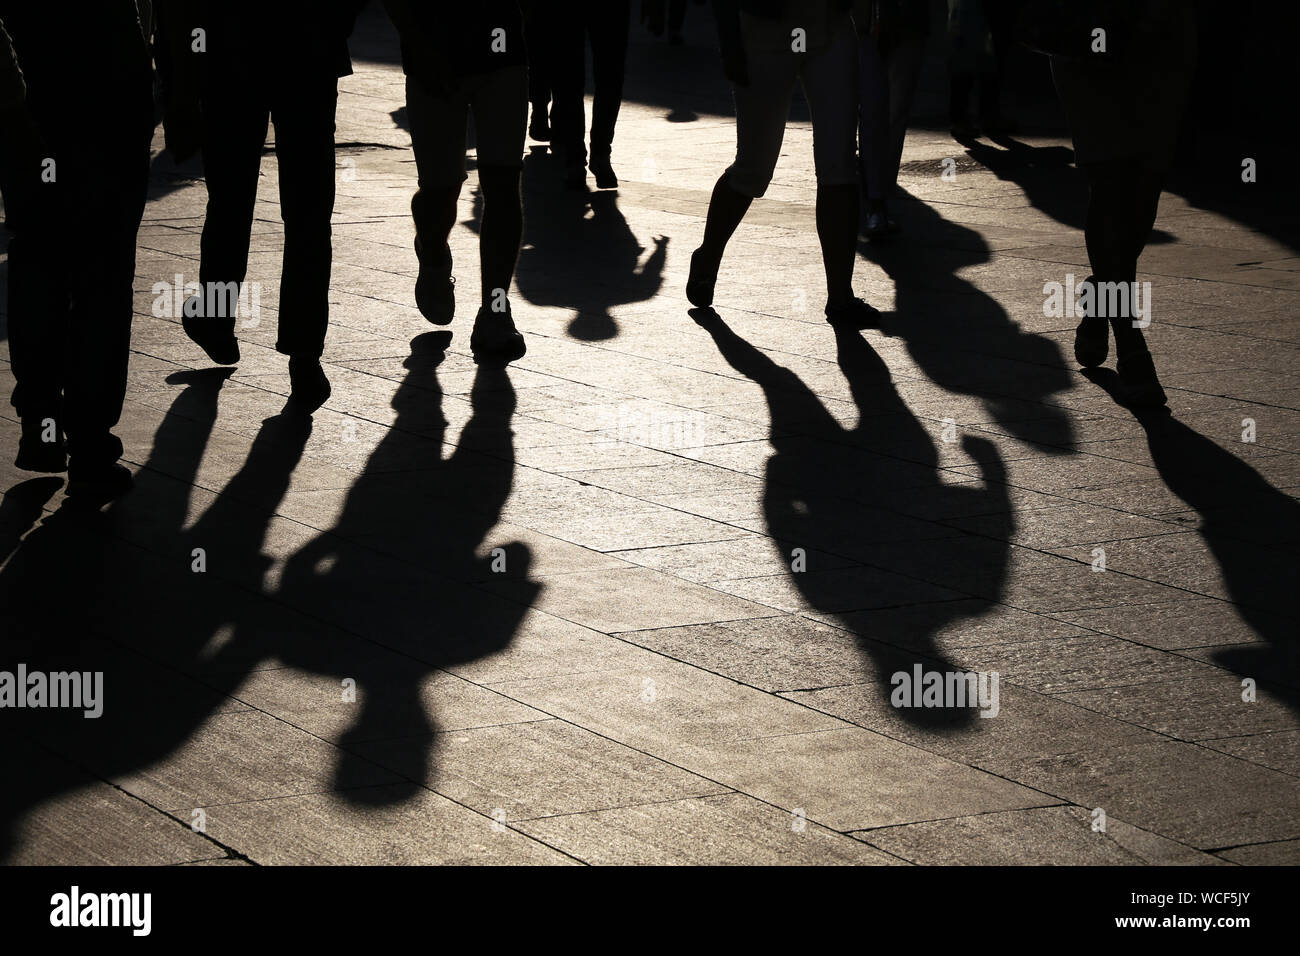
<box><xmin>860</xmin><ymin>187</ymin><xmax>1076</xmax><ymax>451</ymax></box>
<box><xmin>468</xmin><ymin>148</ymin><xmax>666</xmax><ymax>342</ymax></box>
<box><xmin>1085</xmin><ymin>368</ymin><xmax>1300</xmax><ymax>711</ymax></box>
<box><xmin>694</xmin><ymin>307</ymin><xmax>1012</xmax><ymax>728</ymax></box>
<box><xmin>0</xmin><ymin>337</ymin><xmax>537</xmax><ymax>857</ymax></box>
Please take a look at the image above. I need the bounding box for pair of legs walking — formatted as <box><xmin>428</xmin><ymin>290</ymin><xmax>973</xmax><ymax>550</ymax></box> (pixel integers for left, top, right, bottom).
<box><xmin>404</xmin><ymin>64</ymin><xmax>528</xmax><ymax>362</ymax></box>
<box><xmin>6</xmin><ymin>29</ymin><xmax>152</xmax><ymax>496</ymax></box>
<box><xmin>689</xmin><ymin>20</ymin><xmax>874</xmax><ymax>326</ymax></box>
<box><xmin>188</xmin><ymin>73</ymin><xmax>340</xmax><ymax>411</ymax></box>
<box><xmin>549</xmin><ymin>0</ymin><xmax>630</xmax><ymax>188</ymax></box>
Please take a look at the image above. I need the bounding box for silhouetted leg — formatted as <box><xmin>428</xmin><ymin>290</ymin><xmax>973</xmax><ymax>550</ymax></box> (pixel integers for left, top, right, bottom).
<box><xmin>588</xmin><ymin>0</ymin><xmax>629</xmax><ymax>179</ymax></box>
<box><xmin>405</xmin><ymin>72</ymin><xmax>470</xmax><ymax>324</ymax></box>
<box><xmin>6</xmin><ymin>192</ymin><xmax>69</xmax><ymax>464</ymax></box>
<box><xmin>467</xmin><ymin>66</ymin><xmax>528</xmax><ymax>360</ymax></box>
<box><xmin>470</xmin><ymin>64</ymin><xmax>528</xmax><ymax>308</ymax></box>
<box><xmin>816</xmin><ymin>184</ymin><xmax>859</xmax><ymax>306</ymax></box>
<box><xmin>687</xmin><ymin>39</ymin><xmax>796</xmax><ymax>306</ymax></box>
<box><xmin>270</xmin><ymin>77</ymin><xmax>338</xmax><ymax>361</ymax></box>
<box><xmin>802</xmin><ymin>24</ymin><xmax>863</xmax><ymax>310</ymax></box>
<box><xmin>885</xmin><ymin>32</ymin><xmax>926</xmax><ymax>193</ymax></box>
<box><xmin>857</xmin><ymin>31</ymin><xmax>890</xmax><ymax>204</ymax></box>
<box><xmin>198</xmin><ymin>80</ymin><xmax>269</xmax><ymax>341</ymax></box>
<box><xmin>549</xmin><ymin>2</ymin><xmax>588</xmax><ymax>179</ymax></box>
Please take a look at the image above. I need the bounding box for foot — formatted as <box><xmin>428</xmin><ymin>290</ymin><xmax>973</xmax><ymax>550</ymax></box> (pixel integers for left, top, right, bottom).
<box><xmin>686</xmin><ymin>249</ymin><xmax>718</xmax><ymax>308</ymax></box>
<box><xmin>589</xmin><ymin>155</ymin><xmax>618</xmax><ymax>190</ymax></box>
<box><xmin>1116</xmin><ymin>348</ymin><xmax>1167</xmax><ymax>407</ymax></box>
<box><xmin>66</xmin><ymin>461</ymin><xmax>134</xmax><ymax>503</ymax></box>
<box><xmin>1072</xmin><ymin>276</ymin><xmax>1109</xmax><ymax>367</ymax></box>
<box><xmin>415</xmin><ymin>251</ymin><xmax>455</xmax><ymax>325</ymax></box>
<box><xmin>863</xmin><ymin>209</ymin><xmax>900</xmax><ymax>239</ymax></box>
<box><xmin>288</xmin><ymin>356</ymin><xmax>332</xmax><ymax>413</ymax></box>
<box><xmin>15</xmin><ymin>417</ymin><xmax>67</xmax><ymax>473</ymax></box>
<box><xmin>470</xmin><ymin>303</ymin><xmax>527</xmax><ymax>365</ymax></box>
<box><xmin>181</xmin><ymin>300</ymin><xmax>240</xmax><ymax>365</ymax></box>
<box><xmin>528</xmin><ymin>108</ymin><xmax>551</xmax><ymax>143</ymax></box>
<box><xmin>825</xmin><ymin>296</ymin><xmax>881</xmax><ymax>329</ymax></box>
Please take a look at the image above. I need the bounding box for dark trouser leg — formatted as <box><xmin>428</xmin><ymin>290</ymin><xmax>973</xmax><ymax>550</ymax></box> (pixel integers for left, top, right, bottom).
<box><xmin>588</xmin><ymin>0</ymin><xmax>630</xmax><ymax>160</ymax></box>
<box><xmin>816</xmin><ymin>183</ymin><xmax>858</xmax><ymax>305</ymax></box>
<box><xmin>549</xmin><ymin>5</ymin><xmax>589</xmax><ymax>170</ymax></box>
<box><xmin>271</xmin><ymin>78</ymin><xmax>339</xmax><ymax>359</ymax></box>
<box><xmin>64</xmin><ymin>106</ymin><xmax>152</xmax><ymax>471</ymax></box>
<box><xmin>198</xmin><ymin>81</ymin><xmax>269</xmax><ymax>339</ymax></box>
<box><xmin>1085</xmin><ymin>160</ymin><xmax>1152</xmax><ymax>357</ymax></box>
<box><xmin>522</xmin><ymin>1</ymin><xmax>551</xmax><ymax>111</ymax></box>
<box><xmin>857</xmin><ymin>33</ymin><xmax>890</xmax><ymax>202</ymax></box>
<box><xmin>7</xmin><ymin>207</ymin><xmax>68</xmax><ymax>431</ymax></box>
<box><xmin>477</xmin><ymin>164</ymin><xmax>523</xmax><ymax>308</ymax></box>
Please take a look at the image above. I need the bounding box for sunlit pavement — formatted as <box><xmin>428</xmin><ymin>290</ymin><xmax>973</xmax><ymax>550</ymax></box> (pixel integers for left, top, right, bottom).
<box><xmin>1</xmin><ymin>8</ymin><xmax>1297</xmax><ymax>865</ymax></box>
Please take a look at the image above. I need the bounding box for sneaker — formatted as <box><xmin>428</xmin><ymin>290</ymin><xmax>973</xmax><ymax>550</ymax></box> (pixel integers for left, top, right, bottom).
<box><xmin>686</xmin><ymin>249</ymin><xmax>718</xmax><ymax>308</ymax></box>
<box><xmin>824</xmin><ymin>297</ymin><xmax>881</xmax><ymax>329</ymax></box>
<box><xmin>288</xmin><ymin>356</ymin><xmax>332</xmax><ymax>413</ymax></box>
<box><xmin>15</xmin><ymin>416</ymin><xmax>67</xmax><ymax>473</ymax></box>
<box><xmin>415</xmin><ymin>250</ymin><xmax>455</xmax><ymax>325</ymax></box>
<box><xmin>470</xmin><ymin>303</ymin><xmax>527</xmax><ymax>364</ymax></box>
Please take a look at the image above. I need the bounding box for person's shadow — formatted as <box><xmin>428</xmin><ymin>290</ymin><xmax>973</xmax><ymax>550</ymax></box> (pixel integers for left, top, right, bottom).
<box><xmin>1084</xmin><ymin>368</ymin><xmax>1300</xmax><ymax>710</ymax></box>
<box><xmin>0</xmin><ymin>335</ymin><xmax>538</xmax><ymax>857</ymax></box>
<box><xmin>693</xmin><ymin>307</ymin><xmax>1012</xmax><ymax>728</ymax></box>
<box><xmin>860</xmin><ymin>187</ymin><xmax>1076</xmax><ymax>451</ymax></box>
<box><xmin>468</xmin><ymin>148</ymin><xmax>667</xmax><ymax>342</ymax></box>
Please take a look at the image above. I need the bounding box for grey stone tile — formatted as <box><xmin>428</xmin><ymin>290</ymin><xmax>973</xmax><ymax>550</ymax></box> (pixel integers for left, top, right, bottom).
<box><xmin>517</xmin><ymin>792</ymin><xmax>902</xmax><ymax>865</ymax></box>
<box><xmin>854</xmin><ymin>805</ymin><xmax>1227</xmax><ymax>866</ymax></box>
<box><xmin>356</xmin><ymin>719</ymin><xmax>728</xmax><ymax>821</ymax></box>
<box><xmin>201</xmin><ymin>786</ymin><xmax>575</xmax><ymax>864</ymax></box>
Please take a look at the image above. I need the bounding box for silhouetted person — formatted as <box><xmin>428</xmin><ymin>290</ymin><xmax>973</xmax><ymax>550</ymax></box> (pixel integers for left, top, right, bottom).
<box><xmin>0</xmin><ymin>2</ymin><xmax>154</xmax><ymax>500</ymax></box>
<box><xmin>1046</xmin><ymin>0</ymin><xmax>1196</xmax><ymax>406</ymax></box>
<box><xmin>551</xmin><ymin>0</ymin><xmax>631</xmax><ymax>189</ymax></box>
<box><xmin>383</xmin><ymin>0</ymin><xmax>529</xmax><ymax>364</ymax></box>
<box><xmin>161</xmin><ymin>0</ymin><xmax>367</xmax><ymax>412</ymax></box>
<box><xmin>690</xmin><ymin>0</ymin><xmax>877</xmax><ymax>326</ymax></box>
<box><xmin>854</xmin><ymin>0</ymin><xmax>929</xmax><ymax>237</ymax></box>
<box><xmin>947</xmin><ymin>0</ymin><xmax>1018</xmax><ymax>139</ymax></box>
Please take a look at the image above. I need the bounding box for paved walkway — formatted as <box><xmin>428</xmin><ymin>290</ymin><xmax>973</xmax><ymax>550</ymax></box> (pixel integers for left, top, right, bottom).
<box><xmin>2</xmin><ymin>9</ymin><xmax>1298</xmax><ymax>865</ymax></box>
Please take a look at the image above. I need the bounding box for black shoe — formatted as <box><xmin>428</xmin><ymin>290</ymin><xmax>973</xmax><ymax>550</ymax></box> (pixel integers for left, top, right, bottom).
<box><xmin>825</xmin><ymin>297</ymin><xmax>881</xmax><ymax>329</ymax></box>
<box><xmin>470</xmin><ymin>303</ymin><xmax>527</xmax><ymax>364</ymax></box>
<box><xmin>686</xmin><ymin>249</ymin><xmax>718</xmax><ymax>308</ymax></box>
<box><xmin>415</xmin><ymin>252</ymin><xmax>455</xmax><ymax>325</ymax></box>
<box><xmin>1072</xmin><ymin>276</ymin><xmax>1109</xmax><ymax>368</ymax></box>
<box><xmin>181</xmin><ymin>296</ymin><xmax>240</xmax><ymax>365</ymax></box>
<box><xmin>1117</xmin><ymin>348</ymin><xmax>1167</xmax><ymax>407</ymax></box>
<box><xmin>288</xmin><ymin>356</ymin><xmax>332</xmax><ymax>413</ymax></box>
<box><xmin>589</xmin><ymin>155</ymin><xmax>618</xmax><ymax>190</ymax></box>
<box><xmin>862</xmin><ymin>210</ymin><xmax>900</xmax><ymax>240</ymax></box>
<box><xmin>15</xmin><ymin>417</ymin><xmax>67</xmax><ymax>473</ymax></box>
<box><xmin>66</xmin><ymin>461</ymin><xmax>134</xmax><ymax>503</ymax></box>
<box><xmin>528</xmin><ymin>108</ymin><xmax>551</xmax><ymax>143</ymax></box>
